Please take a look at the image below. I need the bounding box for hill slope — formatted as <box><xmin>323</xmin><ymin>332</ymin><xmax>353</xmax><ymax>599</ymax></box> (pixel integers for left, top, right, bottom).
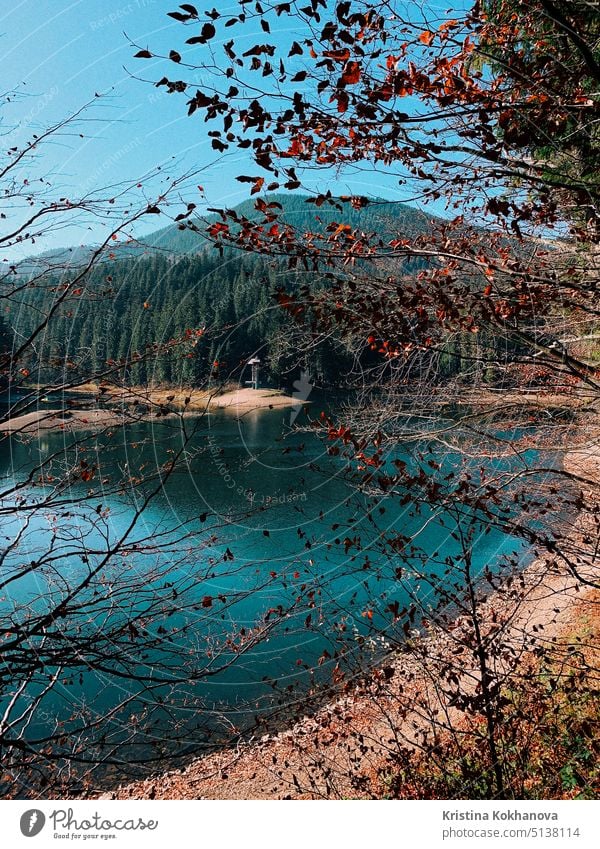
<box><xmin>12</xmin><ymin>195</ymin><xmax>436</xmax><ymax>388</ymax></box>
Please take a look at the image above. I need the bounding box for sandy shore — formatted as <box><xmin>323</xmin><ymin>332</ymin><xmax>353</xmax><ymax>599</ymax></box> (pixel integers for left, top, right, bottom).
<box><xmin>209</xmin><ymin>388</ymin><xmax>304</xmax><ymax>410</ymax></box>
<box><xmin>1</xmin><ymin>388</ymin><xmax>303</xmax><ymax>436</ymax></box>
<box><xmin>97</xmin><ymin>438</ymin><xmax>599</xmax><ymax>801</ymax></box>
<box><xmin>0</xmin><ymin>408</ymin><xmax>132</xmax><ymax>435</ymax></box>
<box><xmin>70</xmin><ymin>383</ymin><xmax>302</xmax><ymax>409</ymax></box>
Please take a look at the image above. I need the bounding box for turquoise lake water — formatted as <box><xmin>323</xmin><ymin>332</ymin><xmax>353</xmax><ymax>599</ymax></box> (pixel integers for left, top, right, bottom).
<box><xmin>0</xmin><ymin>403</ymin><xmax>534</xmax><ymax>775</ymax></box>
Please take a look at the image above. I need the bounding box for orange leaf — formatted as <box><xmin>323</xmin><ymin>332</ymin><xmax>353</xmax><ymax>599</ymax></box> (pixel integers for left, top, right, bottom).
<box><xmin>419</xmin><ymin>30</ymin><xmax>435</xmax><ymax>46</ymax></box>
<box><xmin>208</xmin><ymin>221</ymin><xmax>229</xmax><ymax>238</ymax></box>
<box><xmin>323</xmin><ymin>48</ymin><xmax>350</xmax><ymax>63</ymax></box>
<box><xmin>341</xmin><ymin>61</ymin><xmax>361</xmax><ymax>85</ymax></box>
<box><xmin>335</xmin><ymin>91</ymin><xmax>349</xmax><ymax>113</ymax></box>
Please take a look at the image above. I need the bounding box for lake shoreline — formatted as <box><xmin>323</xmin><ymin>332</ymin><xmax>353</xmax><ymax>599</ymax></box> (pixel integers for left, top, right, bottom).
<box><xmin>6</xmin><ymin>382</ymin><xmax>586</xmax><ymax>437</ymax></box>
<box><xmin>7</xmin><ymin>386</ymin><xmax>595</xmax><ymax>799</ymax></box>
<box><xmin>94</xmin><ymin>432</ymin><xmax>600</xmax><ymax>801</ymax></box>
<box><xmin>68</xmin><ymin>382</ymin><xmax>304</xmax><ymax>410</ymax></box>
<box><xmin>1</xmin><ymin>387</ymin><xmax>304</xmax><ymax>435</ymax></box>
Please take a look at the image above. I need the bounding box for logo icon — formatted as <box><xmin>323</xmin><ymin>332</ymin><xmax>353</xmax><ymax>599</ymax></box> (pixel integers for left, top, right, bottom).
<box><xmin>20</xmin><ymin>810</ymin><xmax>45</xmax><ymax>837</ymax></box>
<box><xmin>290</xmin><ymin>370</ymin><xmax>313</xmax><ymax>425</ymax></box>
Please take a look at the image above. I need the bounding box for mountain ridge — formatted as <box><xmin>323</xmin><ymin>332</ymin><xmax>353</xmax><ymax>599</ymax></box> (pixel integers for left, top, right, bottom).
<box><xmin>17</xmin><ymin>194</ymin><xmax>436</xmax><ymax>268</ymax></box>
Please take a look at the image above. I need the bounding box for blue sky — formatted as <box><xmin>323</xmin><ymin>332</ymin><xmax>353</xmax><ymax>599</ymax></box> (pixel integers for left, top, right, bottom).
<box><xmin>4</xmin><ymin>0</ymin><xmax>197</xmax><ymax>175</ymax></box>
<box><xmin>2</xmin><ymin>1</ymin><xmax>461</xmax><ymax>253</ymax></box>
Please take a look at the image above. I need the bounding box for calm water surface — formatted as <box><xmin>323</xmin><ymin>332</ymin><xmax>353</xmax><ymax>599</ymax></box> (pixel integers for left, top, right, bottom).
<box><xmin>0</xmin><ymin>402</ymin><xmax>533</xmax><ymax>763</ymax></box>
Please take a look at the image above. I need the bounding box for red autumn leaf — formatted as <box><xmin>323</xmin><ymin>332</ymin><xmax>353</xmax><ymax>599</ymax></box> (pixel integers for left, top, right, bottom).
<box><xmin>208</xmin><ymin>221</ymin><xmax>229</xmax><ymax>238</ymax></box>
<box><xmin>419</xmin><ymin>30</ymin><xmax>435</xmax><ymax>45</ymax></box>
<box><xmin>341</xmin><ymin>61</ymin><xmax>361</xmax><ymax>85</ymax></box>
<box><xmin>323</xmin><ymin>48</ymin><xmax>350</xmax><ymax>63</ymax></box>
<box><xmin>335</xmin><ymin>91</ymin><xmax>349</xmax><ymax>113</ymax></box>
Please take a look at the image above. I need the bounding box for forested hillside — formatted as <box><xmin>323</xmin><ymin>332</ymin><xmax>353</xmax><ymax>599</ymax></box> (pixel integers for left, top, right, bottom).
<box><xmin>143</xmin><ymin>193</ymin><xmax>432</xmax><ymax>254</ymax></box>
<box><xmin>12</xmin><ymin>195</ymin><xmax>440</xmax><ymax>389</ymax></box>
<box><xmin>10</xmin><ymin>194</ymin><xmax>522</xmax><ymax>391</ymax></box>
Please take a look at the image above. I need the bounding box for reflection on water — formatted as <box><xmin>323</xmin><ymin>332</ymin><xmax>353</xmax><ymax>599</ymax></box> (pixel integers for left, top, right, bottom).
<box><xmin>0</xmin><ymin>404</ymin><xmax>532</xmax><ymax>778</ymax></box>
